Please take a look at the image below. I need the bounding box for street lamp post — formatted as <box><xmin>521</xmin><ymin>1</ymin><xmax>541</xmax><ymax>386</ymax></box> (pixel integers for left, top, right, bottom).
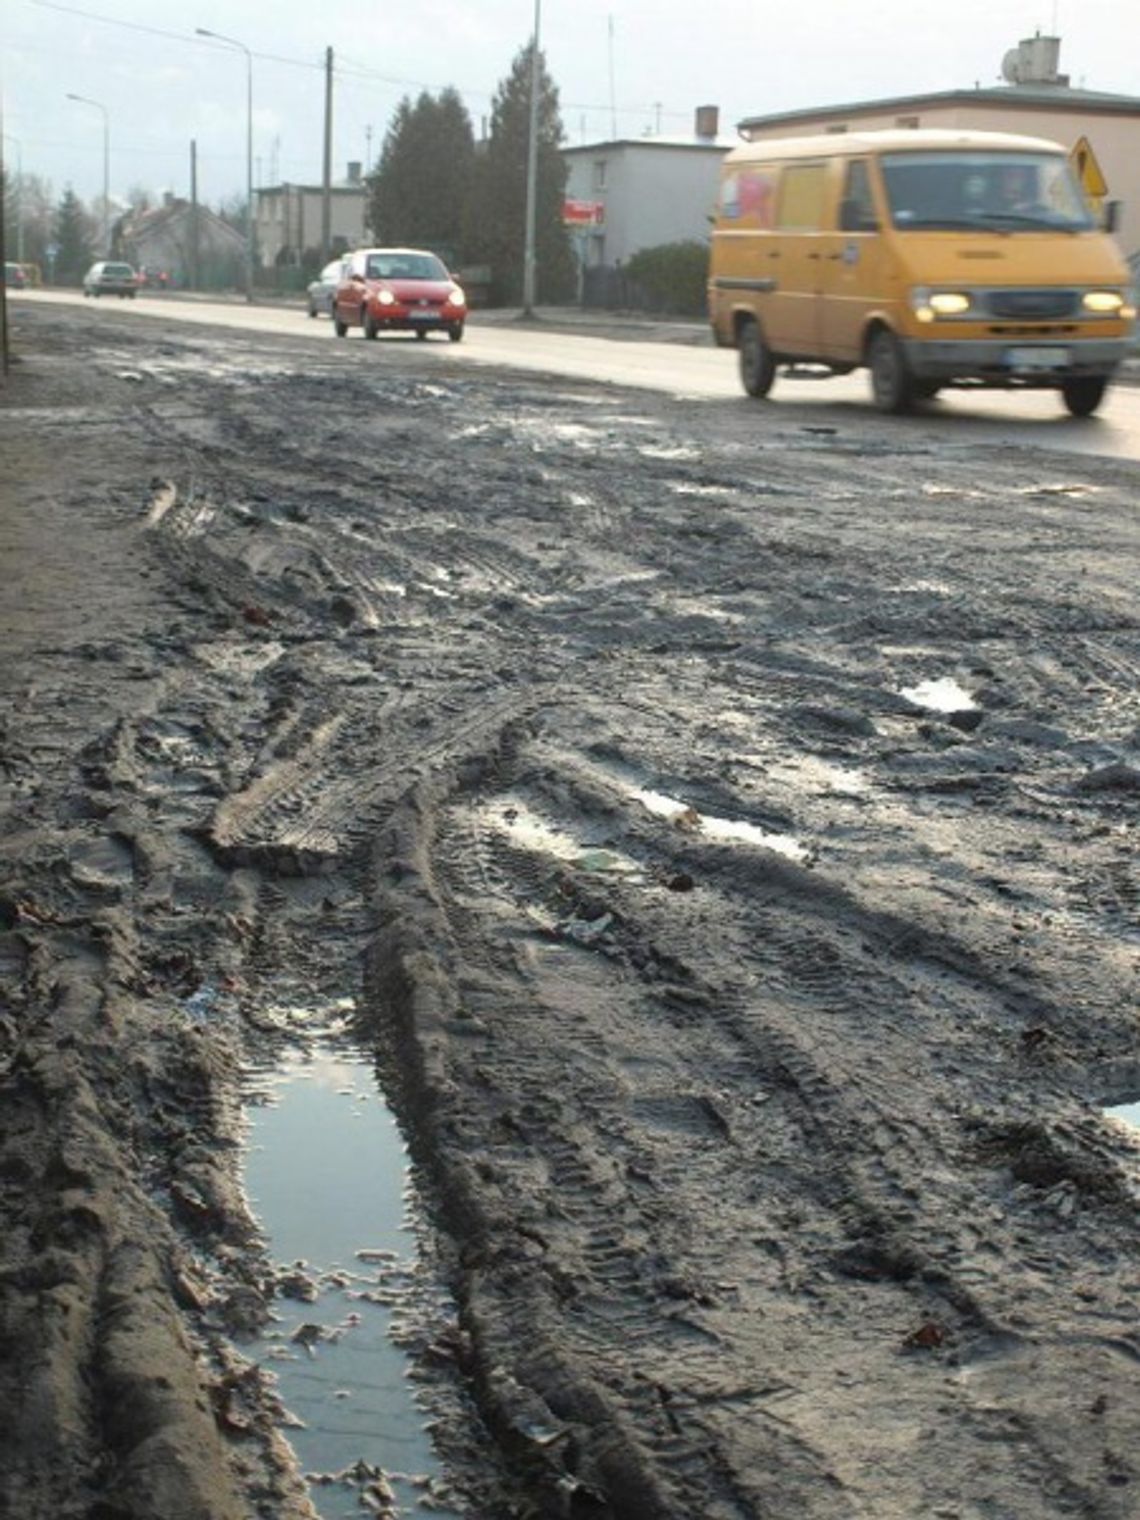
<box><xmin>196</xmin><ymin>27</ymin><xmax>254</xmax><ymax>301</ymax></box>
<box><xmin>522</xmin><ymin>0</ymin><xmax>541</xmax><ymax>316</ymax></box>
<box><xmin>65</xmin><ymin>94</ymin><xmax>109</xmax><ymax>252</ymax></box>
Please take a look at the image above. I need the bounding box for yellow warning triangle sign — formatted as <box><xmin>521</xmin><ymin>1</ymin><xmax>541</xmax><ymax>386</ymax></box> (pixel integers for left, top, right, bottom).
<box><xmin>1070</xmin><ymin>136</ymin><xmax>1108</xmax><ymax>199</ymax></box>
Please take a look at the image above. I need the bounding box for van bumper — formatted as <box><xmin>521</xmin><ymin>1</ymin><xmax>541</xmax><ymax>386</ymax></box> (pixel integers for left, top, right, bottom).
<box><xmin>901</xmin><ymin>337</ymin><xmax>1131</xmax><ymax>383</ymax></box>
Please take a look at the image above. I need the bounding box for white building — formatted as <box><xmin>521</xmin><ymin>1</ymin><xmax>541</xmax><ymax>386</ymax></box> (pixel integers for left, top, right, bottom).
<box><xmin>561</xmin><ymin>107</ymin><xmax>731</xmax><ymax>297</ymax></box>
<box><xmin>254</xmin><ymin>162</ymin><xmax>368</xmax><ymax>270</ymax></box>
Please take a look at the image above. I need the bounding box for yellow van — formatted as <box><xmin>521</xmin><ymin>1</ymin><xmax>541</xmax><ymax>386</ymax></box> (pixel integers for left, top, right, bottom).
<box><xmin>708</xmin><ymin>129</ymin><xmax>1135</xmax><ymax>416</ymax></box>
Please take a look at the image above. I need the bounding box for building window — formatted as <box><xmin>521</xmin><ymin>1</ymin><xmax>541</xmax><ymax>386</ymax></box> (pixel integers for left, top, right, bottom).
<box><xmin>824</xmin><ymin>124</ymin><xmax>848</xmax><ymax>134</ymax></box>
<box><xmin>896</xmin><ymin>115</ymin><xmax>920</xmax><ymax>129</ymax></box>
<box><xmin>592</xmin><ymin>159</ymin><xmax>607</xmax><ymax>190</ymax></box>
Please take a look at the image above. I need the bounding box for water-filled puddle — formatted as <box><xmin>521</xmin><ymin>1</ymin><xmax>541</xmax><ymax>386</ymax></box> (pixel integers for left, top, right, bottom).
<box><xmin>1104</xmin><ymin>1101</ymin><xmax>1140</xmax><ymax>1134</ymax></box>
<box><xmin>491</xmin><ymin>798</ymin><xmax>644</xmax><ymax>879</ymax></box>
<box><xmin>899</xmin><ymin>676</ymin><xmax>977</xmax><ymax>714</ymax></box>
<box><xmin>244</xmin><ymin>1043</ymin><xmax>463</xmax><ymax>1518</ymax></box>
<box><xmin>632</xmin><ymin>786</ymin><xmax>807</xmax><ymax>861</ymax></box>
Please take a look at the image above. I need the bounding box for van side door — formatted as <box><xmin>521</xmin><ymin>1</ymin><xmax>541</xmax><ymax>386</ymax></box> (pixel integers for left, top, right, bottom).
<box><xmin>818</xmin><ymin>158</ymin><xmax>885</xmax><ymax>362</ymax></box>
<box><xmin>764</xmin><ymin>160</ymin><xmax>830</xmax><ymax>358</ymax></box>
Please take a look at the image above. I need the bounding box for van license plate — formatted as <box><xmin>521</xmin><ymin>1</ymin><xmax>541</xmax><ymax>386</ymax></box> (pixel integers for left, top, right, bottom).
<box><xmin>1004</xmin><ymin>346</ymin><xmax>1070</xmax><ymax>371</ymax></box>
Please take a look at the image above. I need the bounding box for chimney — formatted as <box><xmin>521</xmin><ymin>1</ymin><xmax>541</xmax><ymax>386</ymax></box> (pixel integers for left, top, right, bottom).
<box><xmin>346</xmin><ymin>161</ymin><xmax>362</xmax><ymax>185</ymax></box>
<box><xmin>695</xmin><ymin>104</ymin><xmax>719</xmax><ymax>140</ymax></box>
<box><xmin>163</xmin><ymin>190</ymin><xmax>175</xmax><ymax>208</ymax></box>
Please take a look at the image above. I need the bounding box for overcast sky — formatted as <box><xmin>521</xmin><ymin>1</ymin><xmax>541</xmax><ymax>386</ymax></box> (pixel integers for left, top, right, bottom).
<box><xmin>4</xmin><ymin>0</ymin><xmax>1138</xmax><ymax>209</ymax></box>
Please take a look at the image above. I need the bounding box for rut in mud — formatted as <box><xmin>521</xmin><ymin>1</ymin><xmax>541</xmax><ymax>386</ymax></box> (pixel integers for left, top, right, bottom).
<box><xmin>1</xmin><ymin>303</ymin><xmax>1138</xmax><ymax>1520</ymax></box>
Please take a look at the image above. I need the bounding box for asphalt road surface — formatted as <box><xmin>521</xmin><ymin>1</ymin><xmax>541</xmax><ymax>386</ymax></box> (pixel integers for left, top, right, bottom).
<box><xmin>15</xmin><ymin>287</ymin><xmax>1140</xmax><ymax>461</ymax></box>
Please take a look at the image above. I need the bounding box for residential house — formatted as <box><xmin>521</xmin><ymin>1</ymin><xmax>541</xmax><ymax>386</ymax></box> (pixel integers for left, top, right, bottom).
<box><xmin>117</xmin><ymin>195</ymin><xmax>245</xmax><ymax>289</ymax></box>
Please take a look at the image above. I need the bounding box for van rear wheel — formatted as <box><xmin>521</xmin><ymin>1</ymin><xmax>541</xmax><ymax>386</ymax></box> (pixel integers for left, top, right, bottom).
<box><xmin>1060</xmin><ymin>377</ymin><xmax>1107</xmax><ymax>418</ymax></box>
<box><xmin>868</xmin><ymin>329</ymin><xmax>915</xmax><ymax>414</ymax></box>
<box><xmin>739</xmin><ymin>320</ymin><xmax>775</xmax><ymax>398</ymax></box>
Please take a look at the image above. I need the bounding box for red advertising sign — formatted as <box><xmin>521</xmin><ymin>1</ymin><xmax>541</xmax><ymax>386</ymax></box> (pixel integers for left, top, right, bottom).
<box><xmin>563</xmin><ymin>199</ymin><xmax>605</xmax><ymax>227</ymax></box>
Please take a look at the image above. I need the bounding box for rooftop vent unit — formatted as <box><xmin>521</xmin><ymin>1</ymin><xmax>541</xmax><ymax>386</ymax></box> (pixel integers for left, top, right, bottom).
<box><xmin>1001</xmin><ymin>34</ymin><xmax>1069</xmax><ymax>87</ymax></box>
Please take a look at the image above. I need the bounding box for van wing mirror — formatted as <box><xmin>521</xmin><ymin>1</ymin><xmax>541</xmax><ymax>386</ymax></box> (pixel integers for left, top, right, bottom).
<box><xmin>839</xmin><ymin>198</ymin><xmax>879</xmax><ymax>233</ymax></box>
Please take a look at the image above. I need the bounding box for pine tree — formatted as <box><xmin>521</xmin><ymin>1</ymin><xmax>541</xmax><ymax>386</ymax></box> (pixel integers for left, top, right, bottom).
<box><xmin>366</xmin><ymin>88</ymin><xmax>475</xmax><ymax>266</ymax></box>
<box><xmin>468</xmin><ymin>42</ymin><xmax>575</xmax><ymax>305</ymax></box>
<box><xmin>54</xmin><ymin>186</ymin><xmax>94</xmax><ymax>284</ymax></box>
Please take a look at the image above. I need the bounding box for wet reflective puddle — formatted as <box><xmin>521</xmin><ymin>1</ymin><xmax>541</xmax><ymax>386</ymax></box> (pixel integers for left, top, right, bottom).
<box><xmin>1105</xmin><ymin>1100</ymin><xmax>1140</xmax><ymax>1134</ymax></box>
<box><xmin>243</xmin><ymin>1042</ymin><xmax>464</xmax><ymax>1519</ymax></box>
<box><xmin>632</xmin><ymin>785</ymin><xmax>807</xmax><ymax>862</ymax></box>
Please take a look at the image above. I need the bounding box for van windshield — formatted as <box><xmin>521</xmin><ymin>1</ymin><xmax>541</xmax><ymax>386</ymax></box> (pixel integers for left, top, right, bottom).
<box><xmin>881</xmin><ymin>152</ymin><xmax>1094</xmax><ymax>232</ymax></box>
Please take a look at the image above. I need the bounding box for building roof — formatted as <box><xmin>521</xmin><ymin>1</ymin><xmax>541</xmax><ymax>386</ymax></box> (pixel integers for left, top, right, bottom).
<box><xmin>120</xmin><ymin>198</ymin><xmax>242</xmax><ymax>245</ymax></box>
<box><xmin>256</xmin><ymin>182</ymin><xmax>366</xmax><ymax>198</ymax></box>
<box><xmin>739</xmin><ymin>84</ymin><xmax>1140</xmax><ymax>136</ymax></box>
<box><xmin>562</xmin><ymin>136</ymin><xmax>734</xmax><ymax>156</ymax></box>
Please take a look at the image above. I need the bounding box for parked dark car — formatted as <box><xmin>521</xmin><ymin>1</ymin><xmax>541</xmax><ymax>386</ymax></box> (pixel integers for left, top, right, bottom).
<box><xmin>82</xmin><ymin>261</ymin><xmax>139</xmax><ymax>298</ymax></box>
<box><xmin>307</xmin><ymin>256</ymin><xmax>346</xmax><ymax>318</ymax></box>
<box><xmin>332</xmin><ymin>248</ymin><xmax>467</xmax><ymax>342</ymax></box>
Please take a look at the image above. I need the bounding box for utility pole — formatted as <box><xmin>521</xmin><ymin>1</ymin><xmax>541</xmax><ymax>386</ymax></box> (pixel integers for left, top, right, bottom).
<box><xmin>522</xmin><ymin>0</ymin><xmax>541</xmax><ymax>316</ymax></box>
<box><xmin>1</xmin><ymin>102</ymin><xmax>9</xmax><ymax>380</ymax></box>
<box><xmin>321</xmin><ymin>46</ymin><xmax>333</xmax><ymax>261</ymax></box>
<box><xmin>189</xmin><ymin>139</ymin><xmax>200</xmax><ymax>291</ymax></box>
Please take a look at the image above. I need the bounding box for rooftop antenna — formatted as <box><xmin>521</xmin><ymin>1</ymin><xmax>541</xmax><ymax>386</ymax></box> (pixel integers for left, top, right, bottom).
<box><xmin>608</xmin><ymin>15</ymin><xmax>617</xmax><ymax>137</ymax></box>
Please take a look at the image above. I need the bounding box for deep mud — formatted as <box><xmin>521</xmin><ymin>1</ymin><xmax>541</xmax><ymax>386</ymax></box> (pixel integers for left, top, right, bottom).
<box><xmin>1</xmin><ymin>303</ymin><xmax>1138</xmax><ymax>1520</ymax></box>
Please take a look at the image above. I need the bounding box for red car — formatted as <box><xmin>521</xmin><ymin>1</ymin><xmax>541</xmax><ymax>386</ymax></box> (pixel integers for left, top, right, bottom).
<box><xmin>333</xmin><ymin>247</ymin><xmax>466</xmax><ymax>342</ymax></box>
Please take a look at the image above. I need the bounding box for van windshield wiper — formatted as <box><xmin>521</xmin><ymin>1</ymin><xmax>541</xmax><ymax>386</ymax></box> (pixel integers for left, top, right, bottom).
<box><xmin>980</xmin><ymin>212</ymin><xmax>1083</xmax><ymax>233</ymax></box>
<box><xmin>894</xmin><ymin>216</ymin><xmax>1009</xmax><ymax>233</ymax></box>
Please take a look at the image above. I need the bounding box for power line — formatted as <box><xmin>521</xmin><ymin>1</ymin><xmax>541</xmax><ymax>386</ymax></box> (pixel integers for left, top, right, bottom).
<box><xmin>28</xmin><ymin>0</ymin><xmax>321</xmax><ymax>71</ymax></box>
<box><xmin>24</xmin><ymin>0</ymin><xmax>698</xmax><ymax>132</ymax></box>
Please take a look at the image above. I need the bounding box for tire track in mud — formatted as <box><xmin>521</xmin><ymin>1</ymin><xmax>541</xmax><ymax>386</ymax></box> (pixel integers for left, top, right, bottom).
<box><xmin>364</xmin><ymin>699</ymin><xmax>1140</xmax><ymax>1519</ymax></box>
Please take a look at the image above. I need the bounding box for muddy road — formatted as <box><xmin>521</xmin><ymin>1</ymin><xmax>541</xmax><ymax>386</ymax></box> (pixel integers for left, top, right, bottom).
<box><xmin>1</xmin><ymin>302</ymin><xmax>1138</xmax><ymax>1520</ymax></box>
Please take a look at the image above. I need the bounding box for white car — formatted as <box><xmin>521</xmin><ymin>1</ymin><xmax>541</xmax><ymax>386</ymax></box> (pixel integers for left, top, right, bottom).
<box><xmin>82</xmin><ymin>260</ymin><xmax>139</xmax><ymax>298</ymax></box>
<box><xmin>307</xmin><ymin>257</ymin><xmax>347</xmax><ymax>318</ymax></box>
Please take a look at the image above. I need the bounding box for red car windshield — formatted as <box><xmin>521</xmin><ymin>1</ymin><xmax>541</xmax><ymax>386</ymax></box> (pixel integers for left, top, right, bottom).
<box><xmin>365</xmin><ymin>253</ymin><xmax>448</xmax><ymax>281</ymax></box>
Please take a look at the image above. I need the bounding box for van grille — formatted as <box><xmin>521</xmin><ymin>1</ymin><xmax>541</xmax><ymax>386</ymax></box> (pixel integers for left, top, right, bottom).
<box><xmin>983</xmin><ymin>289</ymin><xmax>1078</xmax><ymax>319</ymax></box>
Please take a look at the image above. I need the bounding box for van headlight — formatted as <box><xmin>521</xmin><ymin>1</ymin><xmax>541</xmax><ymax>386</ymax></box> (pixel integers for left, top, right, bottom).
<box><xmin>1082</xmin><ymin>289</ymin><xmax>1125</xmax><ymax>314</ymax></box>
<box><xmin>378</xmin><ymin>288</ymin><xmax>396</xmax><ymax>305</ymax></box>
<box><xmin>909</xmin><ymin>287</ymin><xmax>972</xmax><ymax>322</ymax></box>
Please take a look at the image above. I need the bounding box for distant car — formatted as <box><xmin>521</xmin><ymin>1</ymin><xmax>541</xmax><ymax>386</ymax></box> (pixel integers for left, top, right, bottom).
<box><xmin>82</xmin><ymin>260</ymin><xmax>138</xmax><ymax>298</ymax></box>
<box><xmin>332</xmin><ymin>247</ymin><xmax>466</xmax><ymax>342</ymax></box>
<box><xmin>307</xmin><ymin>256</ymin><xmax>346</xmax><ymax>318</ymax></box>
<box><xmin>4</xmin><ymin>261</ymin><xmax>27</xmax><ymax>289</ymax></box>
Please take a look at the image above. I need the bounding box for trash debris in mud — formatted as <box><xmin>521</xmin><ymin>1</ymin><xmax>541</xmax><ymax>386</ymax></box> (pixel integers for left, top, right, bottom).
<box><xmin>902</xmin><ymin>1320</ymin><xmax>948</xmax><ymax>1351</ymax></box>
<box><xmin>899</xmin><ymin>675</ymin><xmax>977</xmax><ymax>714</ymax></box>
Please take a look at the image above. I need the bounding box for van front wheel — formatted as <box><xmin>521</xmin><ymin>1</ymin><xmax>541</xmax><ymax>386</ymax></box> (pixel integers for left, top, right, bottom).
<box><xmin>739</xmin><ymin>320</ymin><xmax>776</xmax><ymax>399</ymax></box>
<box><xmin>868</xmin><ymin>329</ymin><xmax>915</xmax><ymax>414</ymax></box>
<box><xmin>1060</xmin><ymin>377</ymin><xmax>1107</xmax><ymax>418</ymax></box>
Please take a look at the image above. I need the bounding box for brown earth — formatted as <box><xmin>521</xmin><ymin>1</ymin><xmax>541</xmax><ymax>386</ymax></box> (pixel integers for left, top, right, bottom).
<box><xmin>1</xmin><ymin>302</ymin><xmax>1138</xmax><ymax>1520</ymax></box>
